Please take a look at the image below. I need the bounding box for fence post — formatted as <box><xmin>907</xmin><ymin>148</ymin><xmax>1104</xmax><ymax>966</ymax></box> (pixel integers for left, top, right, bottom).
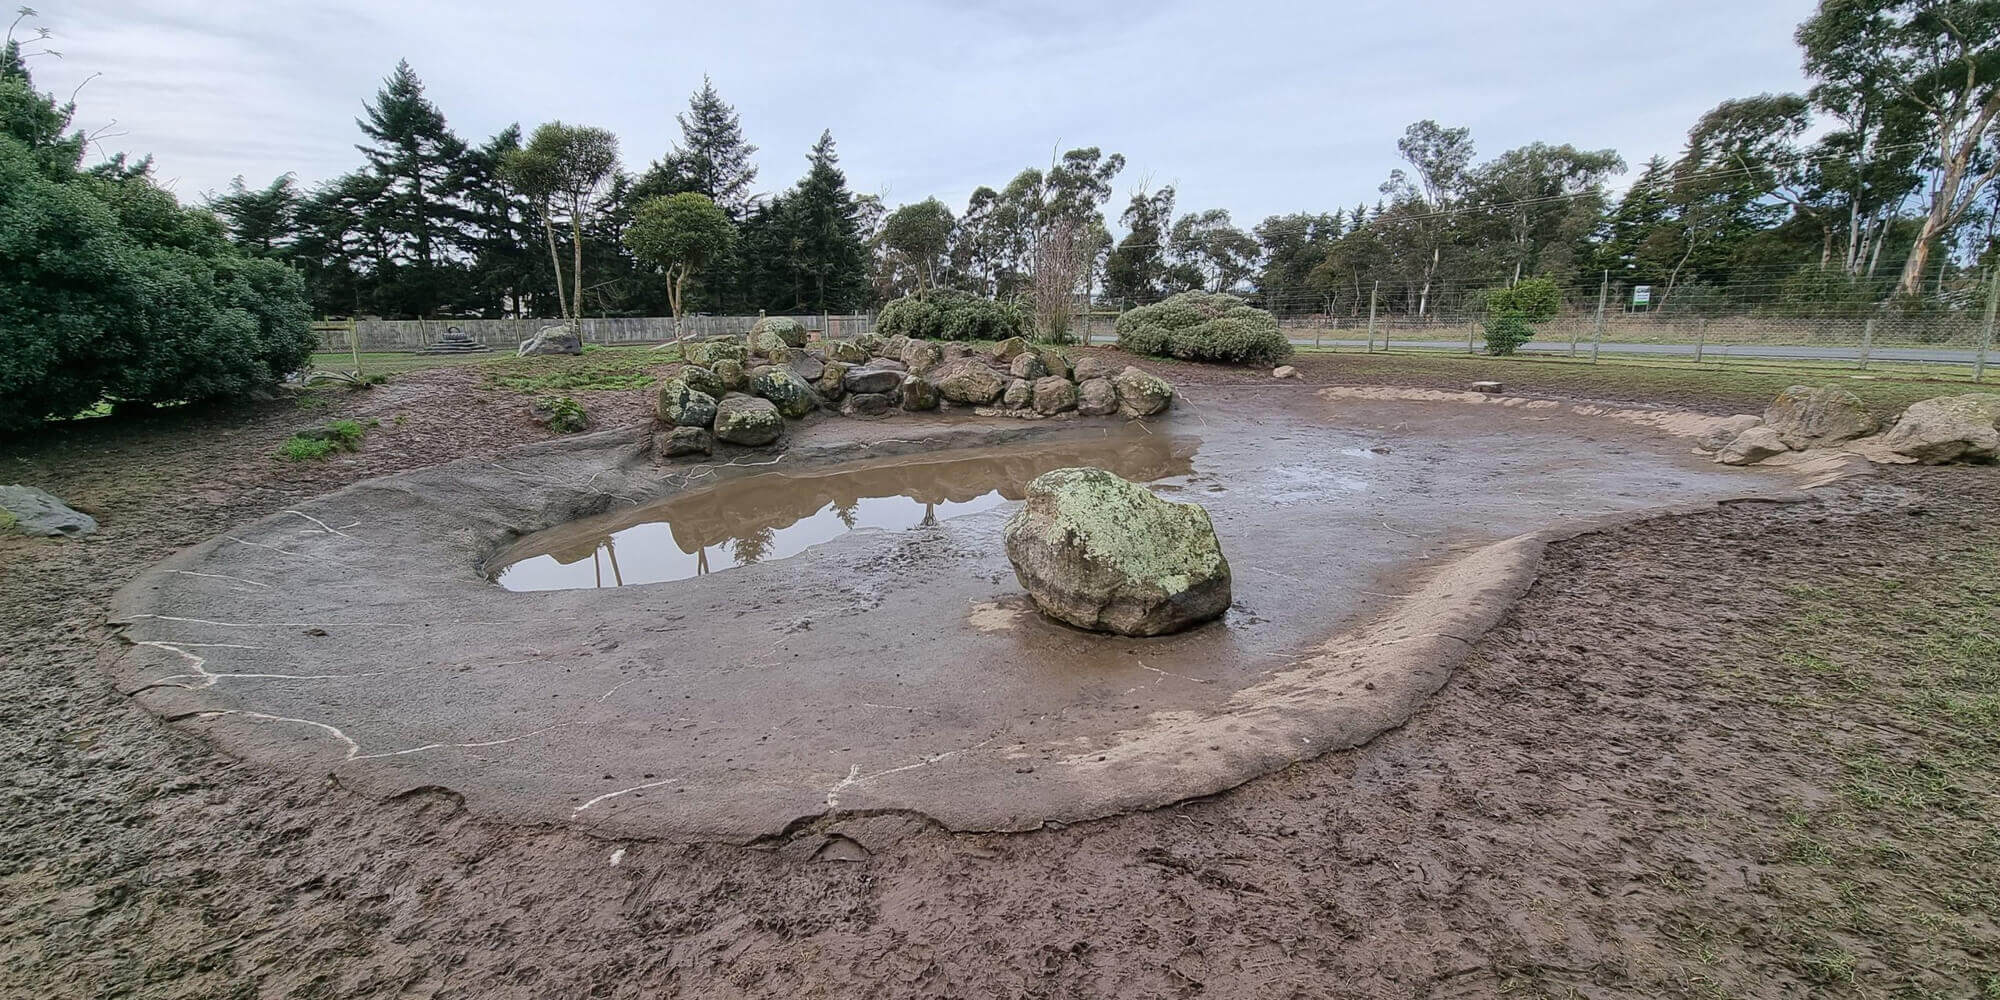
<box><xmin>1366</xmin><ymin>282</ymin><xmax>1378</xmax><ymax>352</ymax></box>
<box><xmin>1590</xmin><ymin>272</ymin><xmax>1608</xmax><ymax>363</ymax></box>
<box><xmin>1466</xmin><ymin>318</ymin><xmax>1476</xmax><ymax>354</ymax></box>
<box><xmin>347</xmin><ymin>319</ymin><xmax>361</xmax><ymax>377</ymax></box>
<box><xmin>1694</xmin><ymin>318</ymin><xmax>1707</xmax><ymax>364</ymax></box>
<box><xmin>1978</xmin><ymin>272</ymin><xmax>1997</xmax><ymax>383</ymax></box>
<box><xmin>1858</xmin><ymin>316</ymin><xmax>1875</xmax><ymax>370</ymax></box>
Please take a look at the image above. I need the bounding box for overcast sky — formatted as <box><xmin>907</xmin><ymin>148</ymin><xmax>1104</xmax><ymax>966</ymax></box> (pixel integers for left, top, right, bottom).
<box><xmin>25</xmin><ymin>0</ymin><xmax>1817</xmax><ymax>226</ymax></box>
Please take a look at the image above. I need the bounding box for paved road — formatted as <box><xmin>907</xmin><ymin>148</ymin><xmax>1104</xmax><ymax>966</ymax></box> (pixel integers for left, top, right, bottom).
<box><xmin>1291</xmin><ymin>337</ymin><xmax>1991</xmax><ymax>367</ymax></box>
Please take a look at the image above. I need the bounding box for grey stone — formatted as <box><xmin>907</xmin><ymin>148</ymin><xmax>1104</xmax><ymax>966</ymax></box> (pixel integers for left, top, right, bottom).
<box><xmin>840</xmin><ymin>392</ymin><xmax>895</xmax><ymax>417</ymax></box>
<box><xmin>1112</xmin><ymin>366</ymin><xmax>1174</xmax><ymax>417</ymax></box>
<box><xmin>680</xmin><ymin>365</ymin><xmax>728</xmax><ymax>400</ymax></box>
<box><xmin>752</xmin><ymin>368</ymin><xmax>820</xmax><ymax>419</ymax></box>
<box><xmin>1072</xmin><ymin>355</ymin><xmax>1121</xmax><ymax>382</ymax></box>
<box><xmin>931</xmin><ymin>357</ymin><xmax>1006</xmax><ymax>405</ymax></box>
<box><xmin>900</xmin><ymin>375</ymin><xmax>939</xmax><ymax>411</ymax></box>
<box><xmin>1881</xmin><ymin>393</ymin><xmax>2000</xmax><ymax>464</ymax></box>
<box><xmin>748</xmin><ymin>315</ymin><xmax>808</xmax><ymax>352</ymax></box>
<box><xmin>516</xmin><ymin>324</ymin><xmax>582</xmax><ymax>356</ymax></box>
<box><xmin>817</xmin><ymin>360</ymin><xmax>850</xmax><ymax>401</ymax></box>
<box><xmin>788</xmin><ymin>354</ymin><xmax>826</xmax><ymax>383</ymax></box>
<box><xmin>1003</xmin><ymin>467</ymin><xmax>1231</xmax><ymax>637</ymax></box>
<box><xmin>1696</xmin><ymin>415</ymin><xmax>1763</xmax><ymax>452</ymax></box>
<box><xmin>1010</xmin><ymin>353</ymin><xmax>1047</xmax><ymax>380</ymax></box>
<box><xmin>714</xmin><ymin>394</ymin><xmax>783</xmax><ymax>445</ymax></box>
<box><xmin>1272</xmin><ymin>365</ymin><xmax>1300</xmax><ymax>380</ymax></box>
<box><xmin>1766</xmin><ymin>385</ymin><xmax>1878</xmax><ymax>449</ymax></box>
<box><xmin>656</xmin><ymin>379</ymin><xmax>719</xmax><ymax>428</ymax></box>
<box><xmin>655</xmin><ymin>426</ymin><xmax>714</xmax><ymax>458</ymax></box>
<box><xmin>685</xmin><ymin>338</ymin><xmax>748</xmax><ymax>367</ymax></box>
<box><xmin>1003</xmin><ymin>378</ymin><xmax>1034</xmax><ymax>409</ymax></box>
<box><xmin>988</xmin><ymin>336</ymin><xmax>1030</xmax><ymax>362</ymax></box>
<box><xmin>0</xmin><ymin>485</ymin><xmax>96</xmax><ymax>538</ymax></box>
<box><xmin>1077</xmin><ymin>377</ymin><xmax>1118</xmax><ymax>416</ymax></box>
<box><xmin>902</xmin><ymin>338</ymin><xmax>945</xmax><ymax>375</ymax></box>
<box><xmin>823</xmin><ymin>339</ymin><xmax>869</xmax><ymax>363</ymax></box>
<box><xmin>844</xmin><ymin>365</ymin><xmax>905</xmax><ymax>395</ymax></box>
<box><xmin>1031</xmin><ymin>377</ymin><xmax>1078</xmax><ymax>415</ymax></box>
<box><xmin>711</xmin><ymin>358</ymin><xmax>747</xmax><ymax>391</ymax></box>
<box><xmin>1716</xmin><ymin>426</ymin><xmax>1790</xmax><ymax>466</ymax></box>
<box><xmin>1037</xmin><ymin>349</ymin><xmax>1072</xmax><ymax>381</ymax></box>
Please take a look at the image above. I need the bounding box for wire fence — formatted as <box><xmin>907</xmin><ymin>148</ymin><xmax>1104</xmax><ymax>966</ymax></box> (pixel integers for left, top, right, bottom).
<box><xmin>313</xmin><ymin>314</ymin><xmax>877</xmax><ymax>353</ymax></box>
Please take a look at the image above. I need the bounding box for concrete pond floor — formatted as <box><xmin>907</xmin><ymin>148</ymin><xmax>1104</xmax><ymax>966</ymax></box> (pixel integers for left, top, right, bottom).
<box><xmin>108</xmin><ymin>386</ymin><xmax>1826</xmax><ymax>841</ymax></box>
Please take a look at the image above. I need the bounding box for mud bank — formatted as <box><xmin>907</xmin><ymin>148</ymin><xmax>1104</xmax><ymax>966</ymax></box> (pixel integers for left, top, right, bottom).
<box><xmin>109</xmin><ymin>388</ymin><xmax>1818</xmax><ymax>841</ymax></box>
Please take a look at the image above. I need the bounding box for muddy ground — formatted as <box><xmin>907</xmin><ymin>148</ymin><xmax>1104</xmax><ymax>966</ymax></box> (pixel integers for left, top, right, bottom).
<box><xmin>3</xmin><ymin>350</ymin><xmax>1996</xmax><ymax>998</ymax></box>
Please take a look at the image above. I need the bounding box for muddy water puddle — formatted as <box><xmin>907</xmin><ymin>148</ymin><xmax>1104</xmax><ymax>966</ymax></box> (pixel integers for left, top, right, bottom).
<box><xmin>492</xmin><ymin>433</ymin><xmax>1201</xmax><ymax>591</ymax></box>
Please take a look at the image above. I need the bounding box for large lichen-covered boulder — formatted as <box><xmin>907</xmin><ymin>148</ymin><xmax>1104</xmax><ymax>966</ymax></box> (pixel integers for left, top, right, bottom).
<box><xmin>0</xmin><ymin>485</ymin><xmax>97</xmax><ymax>538</ymax></box>
<box><xmin>517</xmin><ymin>324</ymin><xmax>582</xmax><ymax>356</ymax></box>
<box><xmin>1037</xmin><ymin>349</ymin><xmax>1072</xmax><ymax>381</ymax></box>
<box><xmin>1112</xmin><ymin>366</ymin><xmax>1174</xmax><ymax>417</ymax></box>
<box><xmin>900</xmin><ymin>375</ymin><xmax>939</xmax><ymax>411</ymax></box>
<box><xmin>1077</xmin><ymin>377</ymin><xmax>1118</xmax><ymax>416</ymax></box>
<box><xmin>1766</xmin><ymin>385</ymin><xmax>1877</xmax><ymax>449</ymax></box>
<box><xmin>748</xmin><ymin>315</ymin><xmax>808</xmax><ymax>353</ymax></box>
<box><xmin>901</xmin><ymin>338</ymin><xmax>945</xmax><ymax>375</ymax></box>
<box><xmin>713</xmin><ymin>394</ymin><xmax>783</xmax><ymax>445</ymax></box>
<box><xmin>1004</xmin><ymin>468</ymin><xmax>1232</xmax><ymax>637</ymax></box>
<box><xmin>880</xmin><ymin>335</ymin><xmax>911</xmax><ymax>360</ymax></box>
<box><xmin>655</xmin><ymin>378</ymin><xmax>719</xmax><ymax>428</ymax></box>
<box><xmin>1715</xmin><ymin>426</ymin><xmax>1790</xmax><ymax>466</ymax></box>
<box><xmin>1010</xmin><ymin>352</ymin><xmax>1047</xmax><ymax>381</ymax></box>
<box><xmin>1032</xmin><ymin>376</ymin><xmax>1077</xmax><ymax>415</ymax></box>
<box><xmin>685</xmin><ymin>338</ymin><xmax>749</xmax><ymax>367</ymax></box>
<box><xmin>855</xmin><ymin>333</ymin><xmax>886</xmax><ymax>356</ymax></box>
<box><xmin>931</xmin><ymin>357</ymin><xmax>1006</xmax><ymax>404</ymax></box>
<box><xmin>1881</xmin><ymin>393</ymin><xmax>2000</xmax><ymax>464</ymax></box>
<box><xmin>752</xmin><ymin>368</ymin><xmax>820</xmax><ymax>418</ymax></box>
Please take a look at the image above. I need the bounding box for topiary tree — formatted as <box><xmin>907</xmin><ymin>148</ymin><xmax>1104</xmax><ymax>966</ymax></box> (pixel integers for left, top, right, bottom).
<box><xmin>880</xmin><ymin>197</ymin><xmax>954</xmax><ymax>297</ymax></box>
<box><xmin>1480</xmin><ymin>278</ymin><xmax>1562</xmax><ymax>356</ymax></box>
<box><xmin>624</xmin><ymin>192</ymin><xmax>735</xmax><ymax>342</ymax></box>
<box><xmin>1114</xmin><ymin>291</ymin><xmax>1291</xmax><ymax>365</ymax></box>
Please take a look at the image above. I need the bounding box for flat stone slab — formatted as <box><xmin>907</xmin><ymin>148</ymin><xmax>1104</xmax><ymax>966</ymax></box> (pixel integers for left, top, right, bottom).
<box><xmin>109</xmin><ymin>390</ymin><xmax>1801</xmax><ymax>841</ymax></box>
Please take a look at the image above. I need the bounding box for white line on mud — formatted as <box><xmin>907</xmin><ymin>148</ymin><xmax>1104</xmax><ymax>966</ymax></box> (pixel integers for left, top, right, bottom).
<box><xmin>280</xmin><ymin>510</ymin><xmax>356</xmax><ymax>539</ymax></box>
<box><xmin>572</xmin><ymin>777</ymin><xmax>681</xmax><ymax>817</ymax></box>
<box><xmin>163</xmin><ymin>570</ymin><xmax>274</xmax><ymax>589</ymax></box>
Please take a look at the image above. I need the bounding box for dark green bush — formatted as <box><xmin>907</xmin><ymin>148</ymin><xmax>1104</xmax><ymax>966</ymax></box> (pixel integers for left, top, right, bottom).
<box><xmin>0</xmin><ymin>42</ymin><xmax>314</xmax><ymax>432</ymax></box>
<box><xmin>1480</xmin><ymin>278</ymin><xmax>1562</xmax><ymax>356</ymax></box>
<box><xmin>875</xmin><ymin>291</ymin><xmax>1026</xmax><ymax>341</ymax></box>
<box><xmin>1115</xmin><ymin>291</ymin><xmax>1291</xmax><ymax>365</ymax></box>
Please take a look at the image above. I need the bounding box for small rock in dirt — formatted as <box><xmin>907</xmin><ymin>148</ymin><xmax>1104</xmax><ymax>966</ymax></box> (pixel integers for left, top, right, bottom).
<box><xmin>0</xmin><ymin>485</ymin><xmax>97</xmax><ymax>538</ymax></box>
<box><xmin>516</xmin><ymin>324</ymin><xmax>582</xmax><ymax>356</ymax></box>
<box><xmin>1715</xmin><ymin>426</ymin><xmax>1790</xmax><ymax>466</ymax></box>
<box><xmin>713</xmin><ymin>394</ymin><xmax>783</xmax><ymax>446</ymax></box>
<box><xmin>1880</xmin><ymin>393</ymin><xmax>2000</xmax><ymax>464</ymax></box>
<box><xmin>1469</xmin><ymin>381</ymin><xmax>1503</xmax><ymax>394</ymax></box>
<box><xmin>1272</xmin><ymin>365</ymin><xmax>1299</xmax><ymax>380</ymax></box>
<box><xmin>1004</xmin><ymin>467</ymin><xmax>1231</xmax><ymax>637</ymax></box>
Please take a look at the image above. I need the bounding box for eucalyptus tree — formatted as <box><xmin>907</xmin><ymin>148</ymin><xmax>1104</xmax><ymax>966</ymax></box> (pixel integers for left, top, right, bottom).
<box><xmin>502</xmin><ymin>121</ymin><xmax>619</xmax><ymax>325</ymax></box>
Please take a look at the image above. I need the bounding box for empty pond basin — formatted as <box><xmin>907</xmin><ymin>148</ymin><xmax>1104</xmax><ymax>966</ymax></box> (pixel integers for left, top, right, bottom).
<box><xmin>490</xmin><ymin>432</ymin><xmax>1200</xmax><ymax>591</ymax></box>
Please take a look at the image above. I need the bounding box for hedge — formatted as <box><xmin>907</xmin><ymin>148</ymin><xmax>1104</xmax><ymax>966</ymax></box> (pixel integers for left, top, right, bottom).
<box><xmin>1114</xmin><ymin>291</ymin><xmax>1291</xmax><ymax>365</ymax></box>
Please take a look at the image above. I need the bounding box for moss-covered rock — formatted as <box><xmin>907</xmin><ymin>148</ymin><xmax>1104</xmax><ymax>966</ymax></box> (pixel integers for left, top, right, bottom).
<box><xmin>901</xmin><ymin>338</ymin><xmax>945</xmax><ymax>375</ymax></box>
<box><xmin>685</xmin><ymin>338</ymin><xmax>749</xmax><ymax>367</ymax></box>
<box><xmin>713</xmin><ymin>394</ymin><xmax>783</xmax><ymax>445</ymax></box>
<box><xmin>656</xmin><ymin>378</ymin><xmax>719</xmax><ymax>428</ymax></box>
<box><xmin>900</xmin><ymin>374</ymin><xmax>939</xmax><ymax>411</ymax></box>
<box><xmin>751</xmin><ymin>368</ymin><xmax>820</xmax><ymax>419</ymax></box>
<box><xmin>1004</xmin><ymin>467</ymin><xmax>1231</xmax><ymax>636</ymax></box>
<box><xmin>1031</xmin><ymin>376</ymin><xmax>1077</xmax><ymax>415</ymax></box>
<box><xmin>1003</xmin><ymin>378</ymin><xmax>1034</xmax><ymax>410</ymax></box>
<box><xmin>988</xmin><ymin>336</ymin><xmax>1030</xmax><ymax>362</ymax></box>
<box><xmin>655</xmin><ymin>425</ymin><xmax>714</xmax><ymax>458</ymax></box>
<box><xmin>1111</xmin><ymin>366</ymin><xmax>1174</xmax><ymax>417</ymax></box>
<box><xmin>823</xmin><ymin>339</ymin><xmax>869</xmax><ymax>363</ymax></box>
<box><xmin>711</xmin><ymin>358</ymin><xmax>747</xmax><ymax>391</ymax></box>
<box><xmin>817</xmin><ymin>360</ymin><xmax>851</xmax><ymax>401</ymax></box>
<box><xmin>680</xmin><ymin>365</ymin><xmax>729</xmax><ymax>400</ymax></box>
<box><xmin>1765</xmin><ymin>385</ymin><xmax>1877</xmax><ymax>449</ymax></box>
<box><xmin>1881</xmin><ymin>392</ymin><xmax>2000</xmax><ymax>463</ymax></box>
<box><xmin>748</xmin><ymin>315</ymin><xmax>808</xmax><ymax>352</ymax></box>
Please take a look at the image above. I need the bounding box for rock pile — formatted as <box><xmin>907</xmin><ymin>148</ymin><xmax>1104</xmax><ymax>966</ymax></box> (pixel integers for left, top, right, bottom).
<box><xmin>1709</xmin><ymin>385</ymin><xmax>2000</xmax><ymax>467</ymax></box>
<box><xmin>652</xmin><ymin>323</ymin><xmax>1178</xmax><ymax>459</ymax></box>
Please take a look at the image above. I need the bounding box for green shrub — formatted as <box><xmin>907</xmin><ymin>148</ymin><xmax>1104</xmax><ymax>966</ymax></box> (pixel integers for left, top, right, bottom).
<box><xmin>1481</xmin><ymin>278</ymin><xmax>1562</xmax><ymax>356</ymax></box>
<box><xmin>0</xmin><ymin>50</ymin><xmax>315</xmax><ymax>432</ymax></box>
<box><xmin>534</xmin><ymin>395</ymin><xmax>589</xmax><ymax>433</ymax></box>
<box><xmin>876</xmin><ymin>291</ymin><xmax>1026</xmax><ymax>341</ymax></box>
<box><xmin>1115</xmin><ymin>291</ymin><xmax>1291</xmax><ymax>365</ymax></box>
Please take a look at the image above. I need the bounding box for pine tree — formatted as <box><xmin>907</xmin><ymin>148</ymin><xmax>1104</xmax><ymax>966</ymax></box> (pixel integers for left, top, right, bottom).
<box><xmin>208</xmin><ymin>174</ymin><xmax>300</xmax><ymax>257</ymax></box>
<box><xmin>354</xmin><ymin>60</ymin><xmax>471</xmax><ymax>316</ymax></box>
<box><xmin>673</xmin><ymin>76</ymin><xmax>758</xmax><ymax>218</ymax></box>
<box><xmin>764</xmin><ymin>131</ymin><xmax>868</xmax><ymax>313</ymax></box>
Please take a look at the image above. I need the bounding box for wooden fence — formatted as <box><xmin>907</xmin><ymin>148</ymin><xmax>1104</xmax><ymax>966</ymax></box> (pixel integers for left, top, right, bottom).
<box><xmin>313</xmin><ymin>314</ymin><xmax>877</xmax><ymax>353</ymax></box>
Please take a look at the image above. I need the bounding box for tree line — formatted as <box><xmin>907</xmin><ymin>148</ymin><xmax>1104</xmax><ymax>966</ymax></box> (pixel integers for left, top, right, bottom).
<box><xmin>207</xmin><ymin>0</ymin><xmax>1998</xmax><ymax>328</ymax></box>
